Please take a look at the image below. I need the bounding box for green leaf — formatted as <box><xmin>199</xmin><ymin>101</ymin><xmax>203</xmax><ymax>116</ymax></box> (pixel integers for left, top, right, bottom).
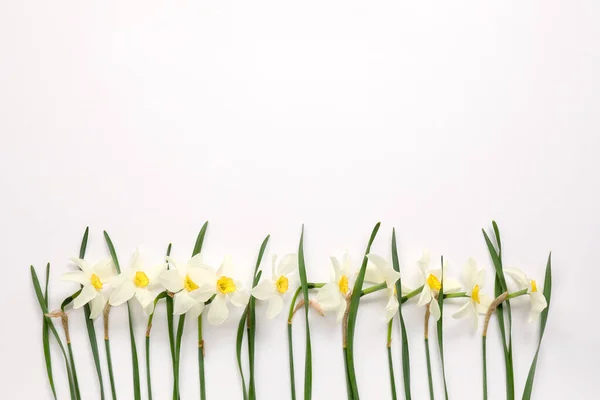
<box><xmin>42</xmin><ymin>263</ymin><xmax>57</xmax><ymax>400</ymax></box>
<box><xmin>236</xmin><ymin>307</ymin><xmax>249</xmax><ymax>400</ymax></box>
<box><xmin>248</xmin><ymin>235</ymin><xmax>270</xmax><ymax>400</ymax></box>
<box><xmin>297</xmin><ymin>225</ymin><xmax>312</xmax><ymax>400</ymax></box>
<box><xmin>104</xmin><ymin>231</ymin><xmax>141</xmax><ymax>400</ymax></box>
<box><xmin>424</xmin><ymin>338</ymin><xmax>434</xmax><ymax>400</ymax></box>
<box><xmin>386</xmin><ymin>321</ymin><xmax>398</xmax><ymax>400</ymax></box>
<box><xmin>391</xmin><ymin>228</ymin><xmax>411</xmax><ymax>400</ymax></box>
<box><xmin>31</xmin><ymin>265</ymin><xmax>77</xmax><ymax>400</ymax></box>
<box><xmin>482</xmin><ymin>223</ymin><xmax>514</xmax><ymax>400</ymax></box>
<box><xmin>437</xmin><ymin>256</ymin><xmax>449</xmax><ymax>400</ymax></box>
<box><xmin>345</xmin><ymin>222</ymin><xmax>381</xmax><ymax>399</ymax></box>
<box><xmin>522</xmin><ymin>253</ymin><xmax>552</xmax><ymax>399</ymax></box>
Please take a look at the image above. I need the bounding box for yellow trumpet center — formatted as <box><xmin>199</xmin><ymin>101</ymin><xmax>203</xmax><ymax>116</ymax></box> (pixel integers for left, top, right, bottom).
<box><xmin>338</xmin><ymin>275</ymin><xmax>349</xmax><ymax>295</ymax></box>
<box><xmin>276</xmin><ymin>275</ymin><xmax>289</xmax><ymax>294</ymax></box>
<box><xmin>90</xmin><ymin>273</ymin><xmax>103</xmax><ymax>290</ymax></box>
<box><xmin>134</xmin><ymin>271</ymin><xmax>150</xmax><ymax>288</ymax></box>
<box><xmin>427</xmin><ymin>274</ymin><xmax>441</xmax><ymax>291</ymax></box>
<box><xmin>184</xmin><ymin>275</ymin><xmax>199</xmax><ymax>292</ymax></box>
<box><xmin>217</xmin><ymin>276</ymin><xmax>236</xmax><ymax>294</ymax></box>
<box><xmin>531</xmin><ymin>280</ymin><xmax>538</xmax><ymax>293</ymax></box>
<box><xmin>471</xmin><ymin>284</ymin><xmax>481</xmax><ymax>304</ymax></box>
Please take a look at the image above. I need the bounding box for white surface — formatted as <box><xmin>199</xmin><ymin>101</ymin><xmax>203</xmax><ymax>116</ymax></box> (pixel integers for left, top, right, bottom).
<box><xmin>1</xmin><ymin>1</ymin><xmax>599</xmax><ymax>399</ymax></box>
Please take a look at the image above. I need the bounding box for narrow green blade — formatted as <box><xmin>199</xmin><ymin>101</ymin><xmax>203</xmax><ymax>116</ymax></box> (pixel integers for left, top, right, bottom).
<box><xmin>248</xmin><ymin>235</ymin><xmax>270</xmax><ymax>400</ymax></box>
<box><xmin>297</xmin><ymin>225</ymin><xmax>312</xmax><ymax>400</ymax></box>
<box><xmin>346</xmin><ymin>222</ymin><xmax>381</xmax><ymax>399</ymax></box>
<box><xmin>437</xmin><ymin>256</ymin><xmax>449</xmax><ymax>400</ymax></box>
<box><xmin>236</xmin><ymin>307</ymin><xmax>249</xmax><ymax>400</ymax></box>
<box><xmin>522</xmin><ymin>253</ymin><xmax>552</xmax><ymax>399</ymax></box>
<box><xmin>42</xmin><ymin>263</ymin><xmax>57</xmax><ymax>399</ymax></box>
<box><xmin>31</xmin><ymin>265</ymin><xmax>77</xmax><ymax>400</ymax></box>
<box><xmin>391</xmin><ymin>228</ymin><xmax>411</xmax><ymax>400</ymax></box>
<box><xmin>104</xmin><ymin>231</ymin><xmax>141</xmax><ymax>400</ymax></box>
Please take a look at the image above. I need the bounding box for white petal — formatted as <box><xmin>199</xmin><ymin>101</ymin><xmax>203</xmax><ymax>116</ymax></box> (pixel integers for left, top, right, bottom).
<box><xmin>335</xmin><ymin>297</ymin><xmax>347</xmax><ymax>323</ymax></box>
<box><xmin>452</xmin><ymin>301</ymin><xmax>473</xmax><ymax>319</ymax></box>
<box><xmin>188</xmin><ymin>302</ymin><xmax>205</xmax><ymax>319</ymax></box>
<box><xmin>364</xmin><ymin>262</ymin><xmax>384</xmax><ymax>284</ymax></box>
<box><xmin>462</xmin><ymin>258</ymin><xmax>478</xmax><ymax>289</ymax></box>
<box><xmin>530</xmin><ymin>292</ymin><xmax>547</xmax><ymax>314</ymax></box>
<box><xmin>73</xmin><ymin>285</ymin><xmax>97</xmax><ymax>309</ymax></box>
<box><xmin>131</xmin><ymin>249</ymin><xmax>143</xmax><ymax>271</ymax></box>
<box><xmin>385</xmin><ymin>294</ymin><xmax>399</xmax><ymax>322</ymax></box>
<box><xmin>134</xmin><ymin>288</ymin><xmax>154</xmax><ymax>308</ymax></box>
<box><xmin>207</xmin><ymin>294</ymin><xmax>229</xmax><ymax>325</ymax></box>
<box><xmin>429</xmin><ymin>299</ymin><xmax>441</xmax><ymax>321</ymax></box>
<box><xmin>159</xmin><ymin>269</ymin><xmax>184</xmax><ymax>293</ymax></box>
<box><xmin>316</xmin><ymin>282</ymin><xmax>342</xmax><ymax>309</ymax></box>
<box><xmin>277</xmin><ymin>253</ymin><xmax>298</xmax><ymax>277</ymax></box>
<box><xmin>89</xmin><ymin>293</ymin><xmax>107</xmax><ymax>319</ymax></box>
<box><xmin>266</xmin><ymin>295</ymin><xmax>284</xmax><ymax>319</ymax></box>
<box><xmin>340</xmin><ymin>252</ymin><xmax>354</xmax><ymax>277</ymax></box>
<box><xmin>166</xmin><ymin>256</ymin><xmax>185</xmax><ymax>274</ymax></box>
<box><xmin>187</xmin><ymin>253</ymin><xmax>205</xmax><ymax>269</ymax></box>
<box><xmin>401</xmin><ymin>283</ymin><xmax>413</xmax><ymax>296</ymax></box>
<box><xmin>109</xmin><ymin>280</ymin><xmax>136</xmax><ymax>306</ymax></box>
<box><xmin>190</xmin><ymin>286</ymin><xmax>216</xmax><ymax>303</ymax></box>
<box><xmin>504</xmin><ymin>267</ymin><xmax>529</xmax><ymax>289</ymax></box>
<box><xmin>62</xmin><ymin>271</ymin><xmax>88</xmax><ymax>285</ymax></box>
<box><xmin>230</xmin><ymin>288</ymin><xmax>250</xmax><ymax>307</ymax></box>
<box><xmin>173</xmin><ymin>291</ymin><xmax>197</xmax><ymax>315</ymax></box>
<box><xmin>94</xmin><ymin>259</ymin><xmax>116</xmax><ymax>281</ymax></box>
<box><xmin>417</xmin><ymin>286</ymin><xmax>432</xmax><ymax>308</ymax></box>
<box><xmin>476</xmin><ymin>294</ymin><xmax>493</xmax><ymax>314</ymax></box>
<box><xmin>417</xmin><ymin>250</ymin><xmax>430</xmax><ymax>275</ymax></box>
<box><xmin>70</xmin><ymin>257</ymin><xmax>92</xmax><ymax>273</ymax></box>
<box><xmin>330</xmin><ymin>256</ymin><xmax>342</xmax><ymax>280</ymax></box>
<box><xmin>383</xmin><ymin>268</ymin><xmax>401</xmax><ymax>290</ymax></box>
<box><xmin>251</xmin><ymin>279</ymin><xmax>276</xmax><ymax>300</ymax></box>
<box><xmin>188</xmin><ymin>265</ymin><xmax>216</xmax><ymax>288</ymax></box>
<box><xmin>146</xmin><ymin>264</ymin><xmax>167</xmax><ymax>287</ymax></box>
<box><xmin>216</xmin><ymin>255</ymin><xmax>234</xmax><ymax>277</ymax></box>
<box><xmin>442</xmin><ymin>278</ymin><xmax>462</xmax><ymax>294</ymax></box>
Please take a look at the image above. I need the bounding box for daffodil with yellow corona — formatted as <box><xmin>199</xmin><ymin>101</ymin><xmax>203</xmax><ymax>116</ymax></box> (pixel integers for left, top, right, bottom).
<box><xmin>316</xmin><ymin>252</ymin><xmax>358</xmax><ymax>323</ymax></box>
<box><xmin>251</xmin><ymin>254</ymin><xmax>298</xmax><ymax>318</ymax></box>
<box><xmin>452</xmin><ymin>258</ymin><xmax>492</xmax><ymax>329</ymax></box>
<box><xmin>416</xmin><ymin>249</ymin><xmax>461</xmax><ymax>321</ymax></box>
<box><xmin>504</xmin><ymin>267</ymin><xmax>548</xmax><ymax>322</ymax></box>
<box><xmin>62</xmin><ymin>258</ymin><xmax>117</xmax><ymax>319</ymax></box>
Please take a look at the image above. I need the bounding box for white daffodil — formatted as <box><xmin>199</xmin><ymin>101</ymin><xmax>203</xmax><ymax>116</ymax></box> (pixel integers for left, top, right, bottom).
<box><xmin>504</xmin><ymin>267</ymin><xmax>547</xmax><ymax>322</ymax></box>
<box><xmin>62</xmin><ymin>258</ymin><xmax>117</xmax><ymax>319</ymax></box>
<box><xmin>452</xmin><ymin>258</ymin><xmax>492</xmax><ymax>329</ymax></box>
<box><xmin>416</xmin><ymin>250</ymin><xmax>462</xmax><ymax>321</ymax></box>
<box><xmin>158</xmin><ymin>253</ymin><xmax>213</xmax><ymax>319</ymax></box>
<box><xmin>316</xmin><ymin>252</ymin><xmax>357</xmax><ymax>323</ymax></box>
<box><xmin>365</xmin><ymin>254</ymin><xmax>407</xmax><ymax>322</ymax></box>
<box><xmin>251</xmin><ymin>254</ymin><xmax>298</xmax><ymax>319</ymax></box>
<box><xmin>109</xmin><ymin>249</ymin><xmax>166</xmax><ymax>312</ymax></box>
<box><xmin>191</xmin><ymin>256</ymin><xmax>250</xmax><ymax>325</ymax></box>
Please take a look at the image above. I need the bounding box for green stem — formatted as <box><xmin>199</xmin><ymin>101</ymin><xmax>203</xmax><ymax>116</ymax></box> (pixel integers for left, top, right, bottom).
<box><xmin>343</xmin><ymin>348</ymin><xmax>354</xmax><ymax>400</ymax></box>
<box><xmin>482</xmin><ymin>337</ymin><xmax>488</xmax><ymax>400</ymax></box>
<box><xmin>287</xmin><ymin>282</ymin><xmax>325</xmax><ymax>400</ymax></box>
<box><xmin>173</xmin><ymin>315</ymin><xmax>186</xmax><ymax>400</ymax></box>
<box><xmin>146</xmin><ymin>335</ymin><xmax>152</xmax><ymax>400</ymax></box>
<box><xmin>424</xmin><ymin>338</ymin><xmax>434</xmax><ymax>400</ymax></box>
<box><xmin>198</xmin><ymin>314</ymin><xmax>206</xmax><ymax>400</ymax></box>
<box><xmin>67</xmin><ymin>342</ymin><xmax>81</xmax><ymax>400</ymax></box>
<box><xmin>387</xmin><ymin>321</ymin><xmax>398</xmax><ymax>400</ymax></box>
<box><xmin>105</xmin><ymin>338</ymin><xmax>117</xmax><ymax>400</ymax></box>
<box><xmin>507</xmin><ymin>289</ymin><xmax>528</xmax><ymax>300</ymax></box>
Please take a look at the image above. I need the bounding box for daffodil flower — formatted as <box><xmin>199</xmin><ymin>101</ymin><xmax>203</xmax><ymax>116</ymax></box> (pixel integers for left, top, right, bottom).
<box><xmin>192</xmin><ymin>255</ymin><xmax>250</xmax><ymax>325</ymax></box>
<box><xmin>158</xmin><ymin>254</ymin><xmax>213</xmax><ymax>318</ymax></box>
<box><xmin>316</xmin><ymin>252</ymin><xmax>357</xmax><ymax>323</ymax></box>
<box><xmin>62</xmin><ymin>258</ymin><xmax>117</xmax><ymax>319</ymax></box>
<box><xmin>452</xmin><ymin>258</ymin><xmax>492</xmax><ymax>329</ymax></box>
<box><xmin>365</xmin><ymin>254</ymin><xmax>408</xmax><ymax>321</ymax></box>
<box><xmin>251</xmin><ymin>254</ymin><xmax>298</xmax><ymax>318</ymax></box>
<box><xmin>109</xmin><ymin>249</ymin><xmax>166</xmax><ymax>311</ymax></box>
<box><xmin>504</xmin><ymin>267</ymin><xmax>547</xmax><ymax>322</ymax></box>
<box><xmin>416</xmin><ymin>250</ymin><xmax>461</xmax><ymax>321</ymax></box>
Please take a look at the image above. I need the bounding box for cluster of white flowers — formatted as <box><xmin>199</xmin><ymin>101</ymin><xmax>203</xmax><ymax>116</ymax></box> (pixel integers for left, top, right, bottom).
<box><xmin>63</xmin><ymin>251</ymin><xmax>251</xmax><ymax>325</ymax></box>
<box><xmin>313</xmin><ymin>249</ymin><xmax>548</xmax><ymax>330</ymax></box>
<box><xmin>62</xmin><ymin>248</ymin><xmax>547</xmax><ymax>328</ymax></box>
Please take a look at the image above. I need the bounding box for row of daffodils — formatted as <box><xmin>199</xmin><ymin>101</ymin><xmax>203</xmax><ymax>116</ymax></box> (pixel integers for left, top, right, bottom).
<box><xmin>30</xmin><ymin>222</ymin><xmax>551</xmax><ymax>400</ymax></box>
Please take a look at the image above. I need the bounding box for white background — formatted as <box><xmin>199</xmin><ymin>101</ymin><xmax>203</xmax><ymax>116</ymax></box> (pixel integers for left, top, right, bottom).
<box><xmin>1</xmin><ymin>1</ymin><xmax>599</xmax><ymax>399</ymax></box>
